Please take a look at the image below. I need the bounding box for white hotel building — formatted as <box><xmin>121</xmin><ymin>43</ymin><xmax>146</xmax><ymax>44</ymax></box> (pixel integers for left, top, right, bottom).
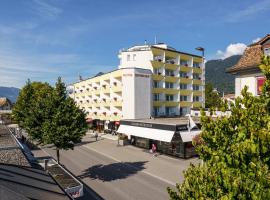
<box><xmin>68</xmin><ymin>43</ymin><xmax>205</xmax><ymax>122</ymax></box>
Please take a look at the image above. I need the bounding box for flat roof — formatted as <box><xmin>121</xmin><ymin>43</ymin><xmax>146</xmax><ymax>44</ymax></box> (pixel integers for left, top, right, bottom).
<box><xmin>71</xmin><ymin>67</ymin><xmax>151</xmax><ymax>86</ymax></box>
<box><xmin>0</xmin><ymin>125</ymin><xmax>69</xmax><ymax>200</ymax></box>
<box><xmin>0</xmin><ymin>164</ymin><xmax>69</xmax><ymax>200</ymax></box>
<box><xmin>121</xmin><ymin>117</ymin><xmax>200</xmax><ymax>126</ymax></box>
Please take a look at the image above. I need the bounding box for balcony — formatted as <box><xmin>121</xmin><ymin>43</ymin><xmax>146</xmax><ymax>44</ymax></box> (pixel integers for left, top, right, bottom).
<box><xmin>193</xmin><ymin>102</ymin><xmax>202</xmax><ymax>108</ymax></box>
<box><xmin>180</xmin><ymin>66</ymin><xmax>192</xmax><ymax>72</ymax></box>
<box><xmin>92</xmin><ymin>89</ymin><xmax>100</xmax><ymax>95</ymax></box>
<box><xmin>180</xmin><ymin>78</ymin><xmax>192</xmax><ymax>84</ymax></box>
<box><xmin>180</xmin><ymin>90</ymin><xmax>192</xmax><ymax>95</ymax></box>
<box><xmin>111</xmin><ymin>85</ymin><xmax>122</xmax><ymax>93</ymax></box>
<box><xmin>110</xmin><ymin>113</ymin><xmax>122</xmax><ymax>121</ymax></box>
<box><xmin>153</xmin><ymin>101</ymin><xmax>163</xmax><ymax>107</ymax></box>
<box><xmin>180</xmin><ymin>101</ymin><xmax>192</xmax><ymax>107</ymax></box>
<box><xmin>165</xmin><ymin>63</ymin><xmax>178</xmax><ymax>70</ymax></box>
<box><xmin>151</xmin><ymin>60</ymin><xmax>163</xmax><ymax>69</ymax></box>
<box><xmin>113</xmin><ymin>71</ymin><xmax>122</xmax><ymax>78</ymax></box>
<box><xmin>111</xmin><ymin>101</ymin><xmax>122</xmax><ymax>107</ymax></box>
<box><xmin>164</xmin><ymin>88</ymin><xmax>179</xmax><ymax>95</ymax></box>
<box><xmin>152</xmin><ymin>74</ymin><xmax>164</xmax><ymax>81</ymax></box>
<box><xmin>152</xmin><ymin>88</ymin><xmax>164</xmax><ymax>93</ymax></box>
<box><xmin>193</xmin><ymin>67</ymin><xmax>203</xmax><ymax>74</ymax></box>
<box><xmin>193</xmin><ymin>79</ymin><xmax>203</xmax><ymax>85</ymax></box>
<box><xmin>165</xmin><ymin>76</ymin><xmax>178</xmax><ymax>82</ymax></box>
<box><xmin>193</xmin><ymin>91</ymin><xmax>202</xmax><ymax>96</ymax></box>
<box><xmin>101</xmin><ymin>87</ymin><xmax>110</xmax><ymax>94</ymax></box>
<box><xmin>164</xmin><ymin>101</ymin><xmax>179</xmax><ymax>107</ymax></box>
<box><xmin>193</xmin><ymin>57</ymin><xmax>203</xmax><ymax>63</ymax></box>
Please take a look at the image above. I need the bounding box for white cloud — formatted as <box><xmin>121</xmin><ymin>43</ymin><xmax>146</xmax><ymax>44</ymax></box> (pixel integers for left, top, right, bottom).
<box><xmin>31</xmin><ymin>0</ymin><xmax>62</xmax><ymax>20</ymax></box>
<box><xmin>216</xmin><ymin>43</ymin><xmax>247</xmax><ymax>59</ymax></box>
<box><xmin>252</xmin><ymin>37</ymin><xmax>261</xmax><ymax>43</ymax></box>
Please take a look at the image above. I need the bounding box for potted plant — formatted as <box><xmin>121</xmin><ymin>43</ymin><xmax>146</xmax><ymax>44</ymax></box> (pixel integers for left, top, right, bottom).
<box><xmin>118</xmin><ymin>134</ymin><xmax>129</xmax><ymax>146</ymax></box>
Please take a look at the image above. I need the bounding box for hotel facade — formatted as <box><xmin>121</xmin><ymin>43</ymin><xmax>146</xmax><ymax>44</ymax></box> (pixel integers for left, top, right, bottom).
<box><xmin>68</xmin><ymin>43</ymin><xmax>205</xmax><ymax>122</ymax></box>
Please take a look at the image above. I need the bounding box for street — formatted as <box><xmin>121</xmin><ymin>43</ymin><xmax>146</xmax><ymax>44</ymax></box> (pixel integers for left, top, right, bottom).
<box><xmin>33</xmin><ymin>134</ymin><xmax>199</xmax><ymax>200</ymax></box>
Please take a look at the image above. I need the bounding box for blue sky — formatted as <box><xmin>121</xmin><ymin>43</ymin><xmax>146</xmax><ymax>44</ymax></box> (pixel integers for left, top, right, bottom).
<box><xmin>0</xmin><ymin>0</ymin><xmax>270</xmax><ymax>88</ymax></box>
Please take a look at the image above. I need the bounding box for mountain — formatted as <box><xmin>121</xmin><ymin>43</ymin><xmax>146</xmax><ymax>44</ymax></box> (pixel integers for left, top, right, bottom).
<box><xmin>205</xmin><ymin>55</ymin><xmax>241</xmax><ymax>94</ymax></box>
<box><xmin>0</xmin><ymin>87</ymin><xmax>20</xmax><ymax>103</ymax></box>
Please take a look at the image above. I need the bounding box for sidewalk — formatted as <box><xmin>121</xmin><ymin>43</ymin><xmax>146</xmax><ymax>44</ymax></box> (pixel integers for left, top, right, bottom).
<box><xmin>81</xmin><ymin>134</ymin><xmax>200</xmax><ymax>185</ymax></box>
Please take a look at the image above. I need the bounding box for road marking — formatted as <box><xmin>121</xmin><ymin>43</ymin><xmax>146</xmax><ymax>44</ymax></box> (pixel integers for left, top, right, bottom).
<box><xmin>83</xmin><ymin>145</ymin><xmax>175</xmax><ymax>186</ymax></box>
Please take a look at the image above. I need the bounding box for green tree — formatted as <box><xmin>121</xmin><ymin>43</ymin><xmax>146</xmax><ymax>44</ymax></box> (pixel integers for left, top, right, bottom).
<box><xmin>205</xmin><ymin>83</ymin><xmax>222</xmax><ymax>109</ymax></box>
<box><xmin>13</xmin><ymin>80</ymin><xmax>53</xmax><ymax>142</ymax></box>
<box><xmin>42</xmin><ymin>77</ymin><xmax>88</xmax><ymax>163</ymax></box>
<box><xmin>167</xmin><ymin>56</ymin><xmax>270</xmax><ymax>199</ymax></box>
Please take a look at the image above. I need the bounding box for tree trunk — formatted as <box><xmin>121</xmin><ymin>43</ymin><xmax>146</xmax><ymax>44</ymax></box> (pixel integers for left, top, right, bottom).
<box><xmin>56</xmin><ymin>149</ymin><xmax>60</xmax><ymax>163</ymax></box>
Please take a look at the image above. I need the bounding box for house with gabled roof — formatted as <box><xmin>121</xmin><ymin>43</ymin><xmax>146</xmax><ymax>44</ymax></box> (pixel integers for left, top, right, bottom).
<box><xmin>227</xmin><ymin>34</ymin><xmax>269</xmax><ymax>97</ymax></box>
<box><xmin>0</xmin><ymin>97</ymin><xmax>12</xmax><ymax>110</ymax></box>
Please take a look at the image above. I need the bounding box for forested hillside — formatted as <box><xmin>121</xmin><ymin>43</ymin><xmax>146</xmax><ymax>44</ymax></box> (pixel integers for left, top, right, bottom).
<box><xmin>205</xmin><ymin>55</ymin><xmax>241</xmax><ymax>94</ymax></box>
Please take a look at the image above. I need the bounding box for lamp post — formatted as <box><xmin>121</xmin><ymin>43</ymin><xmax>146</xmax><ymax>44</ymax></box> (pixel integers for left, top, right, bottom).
<box><xmin>195</xmin><ymin>47</ymin><xmax>205</xmax><ymax>57</ymax></box>
<box><xmin>195</xmin><ymin>47</ymin><xmax>205</xmax><ymax>109</ymax></box>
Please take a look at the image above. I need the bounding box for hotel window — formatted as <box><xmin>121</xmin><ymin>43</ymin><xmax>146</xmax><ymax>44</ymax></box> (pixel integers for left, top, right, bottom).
<box><xmin>193</xmin><ymin>73</ymin><xmax>201</xmax><ymax>80</ymax></box>
<box><xmin>193</xmin><ymin>62</ymin><xmax>201</xmax><ymax>68</ymax></box>
<box><xmin>153</xmin><ymin>94</ymin><xmax>160</xmax><ymax>101</ymax></box>
<box><xmin>127</xmin><ymin>54</ymin><xmax>130</xmax><ymax>61</ymax></box>
<box><xmin>154</xmin><ymin>68</ymin><xmax>161</xmax><ymax>75</ymax></box>
<box><xmin>193</xmin><ymin>96</ymin><xmax>200</xmax><ymax>102</ymax></box>
<box><xmin>165</xmin><ymin>70</ymin><xmax>174</xmax><ymax>76</ymax></box>
<box><xmin>180</xmin><ymin>95</ymin><xmax>188</xmax><ymax>101</ymax></box>
<box><xmin>133</xmin><ymin>54</ymin><xmax>136</xmax><ymax>61</ymax></box>
<box><xmin>165</xmin><ymin>82</ymin><xmax>174</xmax><ymax>88</ymax></box>
<box><xmin>153</xmin><ymin>107</ymin><xmax>160</xmax><ymax>116</ymax></box>
<box><xmin>180</xmin><ymin>83</ymin><xmax>188</xmax><ymax>90</ymax></box>
<box><xmin>153</xmin><ymin>81</ymin><xmax>160</xmax><ymax>88</ymax></box>
<box><xmin>180</xmin><ymin>60</ymin><xmax>188</xmax><ymax>66</ymax></box>
<box><xmin>193</xmin><ymin>85</ymin><xmax>200</xmax><ymax>90</ymax></box>
<box><xmin>180</xmin><ymin>72</ymin><xmax>188</xmax><ymax>78</ymax></box>
<box><xmin>165</xmin><ymin>95</ymin><xmax>174</xmax><ymax>101</ymax></box>
<box><xmin>264</xmin><ymin>48</ymin><xmax>270</xmax><ymax>56</ymax></box>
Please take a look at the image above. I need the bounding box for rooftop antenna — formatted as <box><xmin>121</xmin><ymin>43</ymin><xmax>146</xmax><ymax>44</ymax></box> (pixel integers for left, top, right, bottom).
<box><xmin>78</xmin><ymin>73</ymin><xmax>83</xmax><ymax>81</ymax></box>
<box><xmin>154</xmin><ymin>36</ymin><xmax>157</xmax><ymax>44</ymax></box>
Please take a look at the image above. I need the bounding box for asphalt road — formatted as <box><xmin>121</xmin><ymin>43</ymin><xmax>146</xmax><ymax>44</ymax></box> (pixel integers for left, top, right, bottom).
<box><xmin>41</xmin><ymin>139</ymin><xmax>171</xmax><ymax>200</ymax></box>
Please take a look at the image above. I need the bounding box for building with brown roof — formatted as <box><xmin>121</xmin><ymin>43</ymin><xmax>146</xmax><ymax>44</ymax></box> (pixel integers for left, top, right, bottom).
<box><xmin>0</xmin><ymin>97</ymin><xmax>12</xmax><ymax>110</ymax></box>
<box><xmin>227</xmin><ymin>34</ymin><xmax>269</xmax><ymax>97</ymax></box>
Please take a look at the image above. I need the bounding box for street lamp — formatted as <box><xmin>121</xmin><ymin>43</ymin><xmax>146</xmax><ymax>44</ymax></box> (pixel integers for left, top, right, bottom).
<box><xmin>195</xmin><ymin>47</ymin><xmax>205</xmax><ymax>57</ymax></box>
<box><xmin>195</xmin><ymin>47</ymin><xmax>205</xmax><ymax>109</ymax></box>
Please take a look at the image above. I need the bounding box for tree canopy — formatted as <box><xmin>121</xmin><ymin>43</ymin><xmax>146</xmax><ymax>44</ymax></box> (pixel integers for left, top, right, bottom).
<box><xmin>205</xmin><ymin>83</ymin><xmax>222</xmax><ymax>109</ymax></box>
<box><xmin>168</xmin><ymin>55</ymin><xmax>270</xmax><ymax>199</ymax></box>
<box><xmin>13</xmin><ymin>78</ymin><xmax>88</xmax><ymax>163</ymax></box>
